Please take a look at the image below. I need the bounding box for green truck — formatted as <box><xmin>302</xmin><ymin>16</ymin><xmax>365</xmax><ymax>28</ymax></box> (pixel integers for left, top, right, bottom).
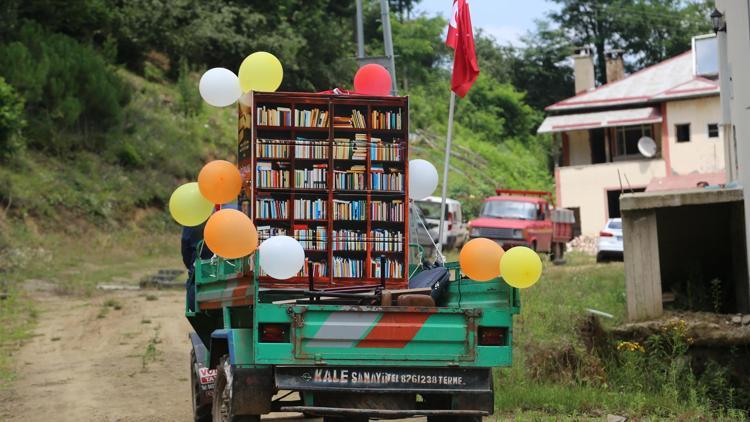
<box><xmin>187</xmin><ymin>250</ymin><xmax>520</xmax><ymax>422</ymax></box>
<box><xmin>186</xmin><ymin>91</ymin><xmax>521</xmax><ymax>421</ymax></box>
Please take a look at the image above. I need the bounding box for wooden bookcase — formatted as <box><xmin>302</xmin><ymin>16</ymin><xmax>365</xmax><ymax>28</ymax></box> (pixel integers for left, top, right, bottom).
<box><xmin>238</xmin><ymin>92</ymin><xmax>409</xmax><ymax>289</ymax></box>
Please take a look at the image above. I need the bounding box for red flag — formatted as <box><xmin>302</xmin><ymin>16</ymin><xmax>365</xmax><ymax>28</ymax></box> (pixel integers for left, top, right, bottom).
<box><xmin>445</xmin><ymin>0</ymin><xmax>479</xmax><ymax>98</ymax></box>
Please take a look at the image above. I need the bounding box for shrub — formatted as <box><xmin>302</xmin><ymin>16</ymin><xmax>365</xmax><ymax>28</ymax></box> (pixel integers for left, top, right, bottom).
<box><xmin>0</xmin><ymin>21</ymin><xmax>129</xmax><ymax>152</ymax></box>
<box><xmin>0</xmin><ymin>77</ymin><xmax>26</xmax><ymax>158</ymax></box>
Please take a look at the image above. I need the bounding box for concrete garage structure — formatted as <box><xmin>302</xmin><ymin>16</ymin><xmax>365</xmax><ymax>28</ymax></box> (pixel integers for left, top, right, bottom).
<box><xmin>620</xmin><ymin>188</ymin><xmax>748</xmax><ymax>321</ymax></box>
<box><xmin>539</xmin><ymin>45</ymin><xmax>725</xmax><ymax>236</ymax></box>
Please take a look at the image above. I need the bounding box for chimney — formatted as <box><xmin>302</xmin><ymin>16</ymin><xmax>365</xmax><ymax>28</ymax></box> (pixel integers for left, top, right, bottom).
<box><xmin>605</xmin><ymin>49</ymin><xmax>625</xmax><ymax>83</ymax></box>
<box><xmin>573</xmin><ymin>47</ymin><xmax>595</xmax><ymax>94</ymax></box>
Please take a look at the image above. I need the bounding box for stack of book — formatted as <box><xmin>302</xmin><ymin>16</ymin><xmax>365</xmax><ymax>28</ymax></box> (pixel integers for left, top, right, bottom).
<box><xmin>370</xmin><ymin>166</ymin><xmax>403</xmax><ymax>191</ymax></box>
<box><xmin>294</xmin><ymin>138</ymin><xmax>328</xmax><ymax>159</ymax></box>
<box><xmin>333</xmin><ymin>110</ymin><xmax>367</xmax><ymax>128</ymax></box>
<box><xmin>293</xmin><ymin>225</ymin><xmax>327</xmax><ymax>250</ymax></box>
<box><xmin>371</xmin><ymin>200</ymin><xmax>404</xmax><ymax>222</ymax></box>
<box><xmin>257</xmin><ymin>226</ymin><xmax>287</xmax><ymax>241</ymax></box>
<box><xmin>371</xmin><ymin>109</ymin><xmax>402</xmax><ymax>130</ymax></box>
<box><xmin>256</xmin><ymin>140</ymin><xmax>290</xmax><ymax>159</ymax></box>
<box><xmin>333</xmin><ymin>257</ymin><xmax>363</xmax><ymax>278</ymax></box>
<box><xmin>334</xmin><ymin>165</ymin><xmax>366</xmax><ymax>190</ymax></box>
<box><xmin>371</xmin><ymin>229</ymin><xmax>404</xmax><ymax>252</ymax></box>
<box><xmin>295</xmin><ymin>108</ymin><xmax>328</xmax><ymax>127</ymax></box>
<box><xmin>333</xmin><ymin>134</ymin><xmax>367</xmax><ymax>160</ymax></box>
<box><xmin>256</xmin><ymin>106</ymin><xmax>292</xmax><ymax>126</ymax></box>
<box><xmin>370</xmin><ymin>137</ymin><xmax>401</xmax><ymax>161</ymax></box>
<box><xmin>332</xmin><ymin>229</ymin><xmax>366</xmax><ymax>251</ymax></box>
<box><xmin>294</xmin><ymin>165</ymin><xmax>328</xmax><ymax>189</ymax></box>
<box><xmin>255</xmin><ymin>198</ymin><xmax>288</xmax><ymax>219</ymax></box>
<box><xmin>294</xmin><ymin>198</ymin><xmax>326</xmax><ymax>220</ymax></box>
<box><xmin>299</xmin><ymin>259</ymin><xmax>327</xmax><ymax>277</ymax></box>
<box><xmin>256</xmin><ymin>163</ymin><xmax>290</xmax><ymax>188</ymax></box>
<box><xmin>371</xmin><ymin>257</ymin><xmax>403</xmax><ymax>279</ymax></box>
<box><xmin>333</xmin><ymin>199</ymin><xmax>366</xmax><ymax>221</ymax></box>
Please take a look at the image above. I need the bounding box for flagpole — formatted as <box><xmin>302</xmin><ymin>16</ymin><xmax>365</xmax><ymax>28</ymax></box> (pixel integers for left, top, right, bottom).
<box><xmin>437</xmin><ymin>91</ymin><xmax>456</xmax><ymax>258</ymax></box>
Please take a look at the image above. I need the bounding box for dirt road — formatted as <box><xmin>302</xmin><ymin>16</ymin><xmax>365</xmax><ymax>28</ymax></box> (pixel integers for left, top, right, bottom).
<box><xmin>0</xmin><ymin>289</ymin><xmax>435</xmax><ymax>422</ymax></box>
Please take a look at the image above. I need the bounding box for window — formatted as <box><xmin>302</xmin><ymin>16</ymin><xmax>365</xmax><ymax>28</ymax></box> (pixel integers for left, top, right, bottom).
<box><xmin>676</xmin><ymin>124</ymin><xmax>691</xmax><ymax>142</ymax></box>
<box><xmin>481</xmin><ymin>201</ymin><xmax>538</xmax><ymax>221</ymax></box>
<box><xmin>614</xmin><ymin>125</ymin><xmax>652</xmax><ymax>159</ymax></box>
<box><xmin>708</xmin><ymin>123</ymin><xmax>719</xmax><ymax>138</ymax></box>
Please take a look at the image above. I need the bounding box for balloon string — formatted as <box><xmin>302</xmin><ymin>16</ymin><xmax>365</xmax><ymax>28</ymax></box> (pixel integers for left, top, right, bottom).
<box><xmin>410</xmin><ymin>201</ymin><xmax>444</xmax><ymax>264</ymax></box>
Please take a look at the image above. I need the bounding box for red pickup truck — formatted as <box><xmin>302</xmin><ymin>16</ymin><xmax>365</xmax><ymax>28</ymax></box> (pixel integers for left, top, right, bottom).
<box><xmin>467</xmin><ymin>190</ymin><xmax>575</xmax><ymax>262</ymax></box>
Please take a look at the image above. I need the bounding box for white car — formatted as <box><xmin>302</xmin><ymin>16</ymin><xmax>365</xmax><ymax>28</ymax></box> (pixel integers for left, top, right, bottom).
<box><xmin>414</xmin><ymin>196</ymin><xmax>469</xmax><ymax>250</ymax></box>
<box><xmin>596</xmin><ymin>218</ymin><xmax>623</xmax><ymax>262</ymax></box>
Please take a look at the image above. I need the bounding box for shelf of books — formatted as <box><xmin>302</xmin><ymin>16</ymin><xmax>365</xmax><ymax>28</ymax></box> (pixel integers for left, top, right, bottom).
<box><xmin>238</xmin><ymin>92</ymin><xmax>408</xmax><ymax>288</ymax></box>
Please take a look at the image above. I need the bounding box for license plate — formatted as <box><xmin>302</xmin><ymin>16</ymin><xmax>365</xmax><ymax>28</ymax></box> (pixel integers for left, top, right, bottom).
<box><xmin>275</xmin><ymin>367</ymin><xmax>491</xmax><ymax>392</ymax></box>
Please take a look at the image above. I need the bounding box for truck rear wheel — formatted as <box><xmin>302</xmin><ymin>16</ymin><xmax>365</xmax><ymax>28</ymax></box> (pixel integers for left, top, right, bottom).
<box><xmin>191</xmin><ymin>349</ymin><xmax>212</xmax><ymax>422</ymax></box>
<box><xmin>212</xmin><ymin>356</ymin><xmax>260</xmax><ymax>422</ymax></box>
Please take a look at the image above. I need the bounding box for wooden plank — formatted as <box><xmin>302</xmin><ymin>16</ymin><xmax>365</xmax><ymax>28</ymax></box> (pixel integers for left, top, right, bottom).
<box><xmin>623</xmin><ymin>210</ymin><xmax>662</xmax><ymax>321</ymax></box>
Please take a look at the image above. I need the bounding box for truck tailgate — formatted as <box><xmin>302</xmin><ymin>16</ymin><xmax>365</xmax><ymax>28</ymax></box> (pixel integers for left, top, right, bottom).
<box><xmin>291</xmin><ymin>306</ymin><xmax>475</xmax><ymax>362</ymax></box>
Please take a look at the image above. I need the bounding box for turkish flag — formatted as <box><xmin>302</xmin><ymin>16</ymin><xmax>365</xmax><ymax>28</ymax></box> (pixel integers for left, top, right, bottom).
<box><xmin>445</xmin><ymin>0</ymin><xmax>479</xmax><ymax>98</ymax></box>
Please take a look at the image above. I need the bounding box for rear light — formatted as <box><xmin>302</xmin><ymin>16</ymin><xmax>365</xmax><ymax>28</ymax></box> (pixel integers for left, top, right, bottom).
<box><xmin>259</xmin><ymin>323</ymin><xmax>290</xmax><ymax>343</ymax></box>
<box><xmin>599</xmin><ymin>231</ymin><xmax>613</xmax><ymax>237</ymax></box>
<box><xmin>478</xmin><ymin>326</ymin><xmax>508</xmax><ymax>346</ymax></box>
<box><xmin>447</xmin><ymin>212</ymin><xmax>454</xmax><ymax>230</ymax></box>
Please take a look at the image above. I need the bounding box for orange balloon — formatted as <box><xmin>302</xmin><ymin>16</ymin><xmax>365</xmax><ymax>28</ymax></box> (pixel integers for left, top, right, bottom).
<box><xmin>459</xmin><ymin>238</ymin><xmax>505</xmax><ymax>282</ymax></box>
<box><xmin>198</xmin><ymin>160</ymin><xmax>242</xmax><ymax>204</ymax></box>
<box><xmin>204</xmin><ymin>209</ymin><xmax>258</xmax><ymax>259</ymax></box>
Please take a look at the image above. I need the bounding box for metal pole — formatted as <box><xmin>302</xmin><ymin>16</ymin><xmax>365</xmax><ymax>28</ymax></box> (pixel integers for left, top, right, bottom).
<box><xmin>379</xmin><ymin>0</ymin><xmax>398</xmax><ymax>95</ymax></box>
<box><xmin>717</xmin><ymin>29</ymin><xmax>736</xmax><ymax>181</ymax></box>
<box><xmin>437</xmin><ymin>91</ymin><xmax>456</xmax><ymax>255</ymax></box>
<box><xmin>356</xmin><ymin>0</ymin><xmax>365</xmax><ymax>59</ymax></box>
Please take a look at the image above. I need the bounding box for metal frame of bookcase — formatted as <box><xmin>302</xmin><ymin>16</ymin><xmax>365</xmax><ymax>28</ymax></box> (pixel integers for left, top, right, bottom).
<box><xmin>238</xmin><ymin>91</ymin><xmax>409</xmax><ymax>289</ymax></box>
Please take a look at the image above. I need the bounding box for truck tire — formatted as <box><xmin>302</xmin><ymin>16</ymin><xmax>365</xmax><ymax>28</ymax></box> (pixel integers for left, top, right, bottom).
<box><xmin>212</xmin><ymin>355</ymin><xmax>260</xmax><ymax>422</ymax></box>
<box><xmin>191</xmin><ymin>349</ymin><xmax>212</xmax><ymax>422</ymax></box>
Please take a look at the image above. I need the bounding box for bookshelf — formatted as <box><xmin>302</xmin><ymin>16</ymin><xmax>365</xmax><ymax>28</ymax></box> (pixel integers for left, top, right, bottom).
<box><xmin>238</xmin><ymin>92</ymin><xmax>409</xmax><ymax>288</ymax></box>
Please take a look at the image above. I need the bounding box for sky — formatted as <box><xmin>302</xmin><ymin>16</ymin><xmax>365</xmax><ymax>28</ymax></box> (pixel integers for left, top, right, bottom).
<box><xmin>415</xmin><ymin>0</ymin><xmax>559</xmax><ymax>46</ymax></box>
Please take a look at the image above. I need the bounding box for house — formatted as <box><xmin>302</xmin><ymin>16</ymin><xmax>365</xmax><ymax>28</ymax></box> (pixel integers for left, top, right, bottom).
<box><xmin>538</xmin><ymin>41</ymin><xmax>724</xmax><ymax>236</ymax></box>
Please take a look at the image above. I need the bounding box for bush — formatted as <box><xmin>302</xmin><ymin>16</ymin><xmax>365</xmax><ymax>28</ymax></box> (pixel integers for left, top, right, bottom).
<box><xmin>0</xmin><ymin>77</ymin><xmax>26</xmax><ymax>158</ymax></box>
<box><xmin>0</xmin><ymin>21</ymin><xmax>129</xmax><ymax>152</ymax></box>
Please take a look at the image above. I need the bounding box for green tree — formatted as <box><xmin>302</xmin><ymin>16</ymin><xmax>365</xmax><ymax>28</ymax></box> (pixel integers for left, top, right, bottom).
<box><xmin>0</xmin><ymin>77</ymin><xmax>26</xmax><ymax>158</ymax></box>
<box><xmin>548</xmin><ymin>0</ymin><xmax>712</xmax><ymax>85</ymax></box>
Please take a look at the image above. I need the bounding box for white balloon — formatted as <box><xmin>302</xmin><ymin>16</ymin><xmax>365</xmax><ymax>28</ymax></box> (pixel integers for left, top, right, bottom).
<box><xmin>259</xmin><ymin>235</ymin><xmax>305</xmax><ymax>280</ymax></box>
<box><xmin>409</xmin><ymin>159</ymin><xmax>439</xmax><ymax>200</ymax></box>
<box><xmin>199</xmin><ymin>68</ymin><xmax>242</xmax><ymax>107</ymax></box>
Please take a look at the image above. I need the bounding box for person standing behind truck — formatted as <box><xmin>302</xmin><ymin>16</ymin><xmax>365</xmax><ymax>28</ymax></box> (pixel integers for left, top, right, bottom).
<box><xmin>181</xmin><ymin>222</ymin><xmax>214</xmax><ymax>312</ymax></box>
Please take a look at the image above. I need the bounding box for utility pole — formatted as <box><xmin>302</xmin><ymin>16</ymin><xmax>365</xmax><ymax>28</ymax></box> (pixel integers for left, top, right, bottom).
<box><xmin>356</xmin><ymin>0</ymin><xmax>365</xmax><ymax>59</ymax></box>
<box><xmin>379</xmin><ymin>0</ymin><xmax>398</xmax><ymax>95</ymax></box>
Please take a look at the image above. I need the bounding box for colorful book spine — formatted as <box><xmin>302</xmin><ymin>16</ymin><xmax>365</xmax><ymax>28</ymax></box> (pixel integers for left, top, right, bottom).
<box><xmin>294</xmin><ymin>166</ymin><xmax>328</xmax><ymax>189</ymax></box>
<box><xmin>299</xmin><ymin>258</ymin><xmax>328</xmax><ymax>277</ymax></box>
<box><xmin>334</xmin><ymin>169</ymin><xmax>366</xmax><ymax>190</ymax></box>
<box><xmin>255</xmin><ymin>198</ymin><xmax>288</xmax><ymax>219</ymax></box>
<box><xmin>295</xmin><ymin>108</ymin><xmax>329</xmax><ymax>128</ymax></box>
<box><xmin>255</xmin><ymin>164</ymin><xmax>290</xmax><ymax>188</ymax></box>
<box><xmin>293</xmin><ymin>226</ymin><xmax>327</xmax><ymax>250</ymax></box>
<box><xmin>371</xmin><ymin>257</ymin><xmax>403</xmax><ymax>278</ymax></box>
<box><xmin>370</xmin><ymin>109</ymin><xmax>402</xmax><ymax>130</ymax></box>
<box><xmin>371</xmin><ymin>229</ymin><xmax>404</xmax><ymax>252</ymax></box>
<box><xmin>370</xmin><ymin>137</ymin><xmax>401</xmax><ymax>161</ymax></box>
<box><xmin>294</xmin><ymin>198</ymin><xmax>327</xmax><ymax>220</ymax></box>
<box><xmin>256</xmin><ymin>226</ymin><xmax>287</xmax><ymax>241</ymax></box>
<box><xmin>294</xmin><ymin>138</ymin><xmax>328</xmax><ymax>159</ymax></box>
<box><xmin>256</xmin><ymin>106</ymin><xmax>292</xmax><ymax>127</ymax></box>
<box><xmin>369</xmin><ymin>167</ymin><xmax>403</xmax><ymax>191</ymax></box>
<box><xmin>332</xmin><ymin>229</ymin><xmax>366</xmax><ymax>251</ymax></box>
<box><xmin>371</xmin><ymin>200</ymin><xmax>404</xmax><ymax>222</ymax></box>
<box><xmin>256</xmin><ymin>140</ymin><xmax>290</xmax><ymax>159</ymax></box>
<box><xmin>333</xmin><ymin>200</ymin><xmax>366</xmax><ymax>221</ymax></box>
<box><xmin>333</xmin><ymin>257</ymin><xmax>363</xmax><ymax>278</ymax></box>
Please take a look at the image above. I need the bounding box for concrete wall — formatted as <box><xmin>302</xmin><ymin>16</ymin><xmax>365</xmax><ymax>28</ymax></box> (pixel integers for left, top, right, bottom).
<box><xmin>558</xmin><ymin>159</ymin><xmax>667</xmax><ymax>235</ymax></box>
<box><xmin>716</xmin><ymin>0</ymin><xmax>750</xmax><ymax>311</ymax></box>
<box><xmin>568</xmin><ymin>130</ymin><xmax>591</xmax><ymax>166</ymax></box>
<box><xmin>666</xmin><ymin>96</ymin><xmax>725</xmax><ymax>175</ymax></box>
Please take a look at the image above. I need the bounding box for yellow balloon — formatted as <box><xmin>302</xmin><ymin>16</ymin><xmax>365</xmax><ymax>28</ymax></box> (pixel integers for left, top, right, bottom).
<box><xmin>238</xmin><ymin>52</ymin><xmax>283</xmax><ymax>93</ymax></box>
<box><xmin>169</xmin><ymin>182</ymin><xmax>214</xmax><ymax>226</ymax></box>
<box><xmin>500</xmin><ymin>246</ymin><xmax>543</xmax><ymax>289</ymax></box>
